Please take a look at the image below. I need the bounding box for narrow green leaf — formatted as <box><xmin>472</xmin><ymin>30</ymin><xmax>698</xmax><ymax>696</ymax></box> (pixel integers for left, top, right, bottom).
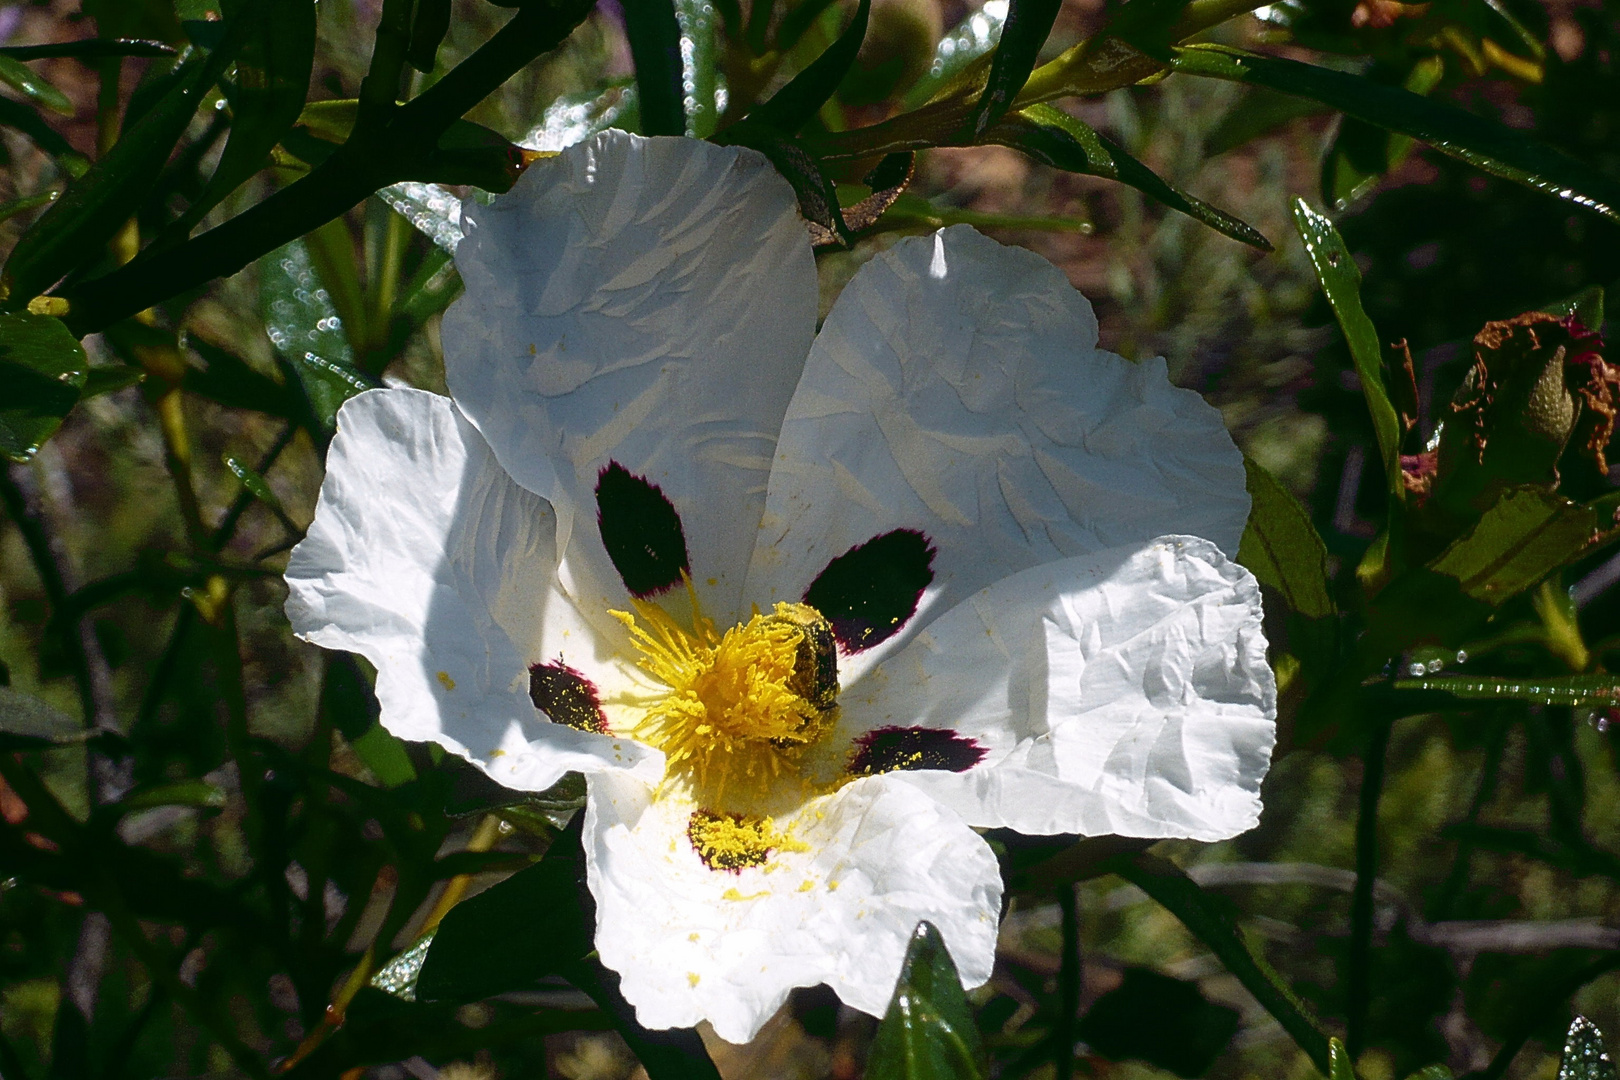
<box><xmin>1562</xmin><ymin>1018</ymin><xmax>1618</xmax><ymax>1080</ymax></box>
<box><xmin>1238</xmin><ymin>456</ymin><xmax>1335</xmax><ymax>618</ymax></box>
<box><xmin>406</xmin><ymin>0</ymin><xmax>453</xmax><ymax>72</ymax></box>
<box><xmin>119</xmin><ymin>778</ymin><xmax>228</xmax><ymax>812</ymax></box>
<box><xmin>737</xmin><ymin>0</ymin><xmax>871</xmax><ymax>135</ymax></box>
<box><xmin>776</xmin><ymin>0</ymin><xmax>838</xmax><ymax>52</ymax></box>
<box><xmin>1321</xmin><ymin>56</ymin><xmax>1443</xmax><ymax>211</ymax></box>
<box><xmin>1391</xmin><ymin>673</ymin><xmax>1620</xmax><ymax>708</ymax></box>
<box><xmin>393</xmin><ymin>246</ymin><xmax>462</xmax><ymax>325</ymax></box>
<box><xmin>0</xmin><ymin>98</ymin><xmax>90</xmax><ymax>175</ymax></box>
<box><xmin>370</xmin><ymin>933</ymin><xmax>435</xmax><ymax>1002</ymax></box>
<box><xmin>1327</xmin><ymin>1039</ymin><xmax>1356</xmax><ymax>1080</ymax></box>
<box><xmin>900</xmin><ymin>0</ymin><xmax>1005</xmax><ymax>109</ymax></box>
<box><xmin>0</xmin><ymin>191</ymin><xmax>58</xmax><ymax>226</ymax></box>
<box><xmin>1544</xmin><ymin>286</ymin><xmax>1604</xmax><ymax>332</ymax></box>
<box><xmin>184</xmin><ymin>337</ymin><xmax>300</xmax><ymax>418</ymax></box>
<box><xmin>1291</xmin><ymin>198</ymin><xmax>1402</xmax><ymax>501</ymax></box>
<box><xmin>260</xmin><ymin>238</ymin><xmax>375</xmax><ymax>432</ymax></box>
<box><xmin>181</xmin><ymin>0</ymin><xmax>316</xmax><ymax>231</ymax></box>
<box><xmin>623</xmin><ymin>0</ymin><xmax>685</xmax><ymax>135</ymax></box>
<box><xmin>675</xmin><ymin>0</ymin><xmax>720</xmax><ymax>137</ymax></box>
<box><xmin>987</xmin><ymin>104</ymin><xmax>1271</xmax><ymax>249</ymax></box>
<box><xmin>968</xmin><ymin>0</ymin><xmax>1061</xmax><ymax>137</ymax></box>
<box><xmin>1427</xmin><ymin>487</ymin><xmax>1601</xmax><ymax>604</ymax></box>
<box><xmin>0</xmin><ymin>311</ymin><xmax>88</xmax><ymax>463</ymax></box>
<box><xmin>79</xmin><ymin>364</ymin><xmax>145</xmax><ymax>398</ymax></box>
<box><xmin>377</xmin><ymin>181</ymin><xmax>466</xmax><ymax>253</ymax></box>
<box><xmin>1402</xmin><ymin>1066</ymin><xmax>1453</xmax><ymax>1080</ymax></box>
<box><xmin>865</xmin><ymin>922</ymin><xmax>985</xmax><ymax>1080</ymax></box>
<box><xmin>1172</xmin><ymin>45</ymin><xmax>1620</xmax><ymax>224</ymax></box>
<box><xmin>0</xmin><ymin>685</ymin><xmax>84</xmax><ymax>751</ymax></box>
<box><xmin>745</xmin><ymin>132</ymin><xmax>851</xmax><ymax>244</ymax></box>
<box><xmin>222</xmin><ymin>453</ymin><xmax>286</xmax><ymax>514</ymax></box>
<box><xmin>350</xmin><ymin>723</ymin><xmax>417</xmax><ymax>788</ymax></box>
<box><xmin>2</xmin><ymin>47</ymin><xmax>225</xmax><ymax>302</ymax></box>
<box><xmin>0</xmin><ymin>39</ymin><xmax>176</xmax><ymax>60</ymax></box>
<box><xmin>869</xmin><ymin>190</ymin><xmax>1090</xmax><ymax>233</ymax></box>
<box><xmin>1109</xmin><ymin>853</ymin><xmax>1332</xmax><ymax>1074</ymax></box>
<box><xmin>0</xmin><ymin>54</ymin><xmax>74</xmax><ymax>115</ymax></box>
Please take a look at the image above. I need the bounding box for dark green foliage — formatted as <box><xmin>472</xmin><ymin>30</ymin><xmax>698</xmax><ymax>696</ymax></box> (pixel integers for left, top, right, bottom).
<box><xmin>866</xmin><ymin>922</ymin><xmax>986</xmax><ymax>1080</ymax></box>
<box><xmin>0</xmin><ymin>312</ymin><xmax>87</xmax><ymax>463</ymax></box>
<box><xmin>1075</xmin><ymin>967</ymin><xmax>1239</xmax><ymax>1078</ymax></box>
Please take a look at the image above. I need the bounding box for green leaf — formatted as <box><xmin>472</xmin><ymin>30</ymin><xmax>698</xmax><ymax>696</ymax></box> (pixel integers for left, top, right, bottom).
<box><xmin>119</xmin><ymin>778</ymin><xmax>228</xmax><ymax>812</ymax></box>
<box><xmin>181</xmin><ymin>0</ymin><xmax>316</xmax><ymax>232</ymax></box>
<box><xmin>900</xmin><ymin>1</ymin><xmax>1005</xmax><ymax>109</ymax></box>
<box><xmin>1402</xmin><ymin>1066</ymin><xmax>1453</xmax><ymax>1080</ymax></box>
<box><xmin>1427</xmin><ymin>488</ymin><xmax>1601</xmax><ymax>604</ymax></box>
<box><xmin>0</xmin><ymin>685</ymin><xmax>84</xmax><ymax>751</ymax></box>
<box><xmin>871</xmin><ymin>190</ymin><xmax>1089</xmax><ymax>233</ymax></box>
<box><xmin>0</xmin><ymin>311</ymin><xmax>88</xmax><ymax>463</ymax></box>
<box><xmin>0</xmin><ymin>39</ymin><xmax>176</xmax><ymax>61</ymax></box>
<box><xmin>1561</xmin><ymin>1018</ymin><xmax>1618</xmax><ymax>1080</ymax></box>
<box><xmin>1291</xmin><ymin>198</ymin><xmax>1402</xmax><ymax>502</ymax></box>
<box><xmin>1391</xmin><ymin>672</ymin><xmax>1620</xmax><ymax>708</ymax></box>
<box><xmin>968</xmin><ymin>0</ymin><xmax>1062</xmax><ymax>137</ymax></box>
<box><xmin>0</xmin><ymin>98</ymin><xmax>89</xmax><ymax>175</ymax></box>
<box><xmin>1321</xmin><ymin>56</ymin><xmax>1444</xmax><ymax>211</ymax></box>
<box><xmin>1238</xmin><ymin>456</ymin><xmax>1336</xmax><ymax>618</ymax></box>
<box><xmin>746</xmin><ymin>132</ymin><xmax>852</xmax><ymax>245</ymax></box>
<box><xmin>1171</xmin><ymin>45</ymin><xmax>1620</xmax><ymax>225</ymax></box>
<box><xmin>2</xmin><ymin>46</ymin><xmax>227</xmax><ymax>303</ymax></box>
<box><xmin>1544</xmin><ymin>286</ymin><xmax>1604</xmax><ymax>332</ymax></box>
<box><xmin>675</xmin><ymin>0</ymin><xmax>719</xmax><ymax>137</ymax></box>
<box><xmin>987</xmin><ymin>104</ymin><xmax>1271</xmax><ymax>250</ymax></box>
<box><xmin>418</xmin><ymin>827</ymin><xmax>592</xmax><ymax>1002</ymax></box>
<box><xmin>775</xmin><ymin>0</ymin><xmax>838</xmax><ymax>52</ymax></box>
<box><xmin>0</xmin><ymin>54</ymin><xmax>74</xmax><ymax>115</ymax></box>
<box><xmin>1108</xmin><ymin>853</ymin><xmax>1332</xmax><ymax>1074</ymax></box>
<box><xmin>79</xmin><ymin>364</ymin><xmax>145</xmax><ymax>398</ymax></box>
<box><xmin>222</xmin><ymin>453</ymin><xmax>286</xmax><ymax>514</ymax></box>
<box><xmin>393</xmin><ymin>246</ymin><xmax>462</xmax><ymax>325</ymax></box>
<box><xmin>377</xmin><ymin>181</ymin><xmax>467</xmax><ymax>253</ymax></box>
<box><xmin>406</xmin><ymin>0</ymin><xmax>453</xmax><ymax>72</ymax></box>
<box><xmin>0</xmin><ymin>192</ymin><xmax>59</xmax><ymax>225</ymax></box>
<box><xmin>1075</xmin><ymin>966</ymin><xmax>1239</xmax><ymax>1079</ymax></box>
<box><xmin>1327</xmin><ymin>1038</ymin><xmax>1356</xmax><ymax>1080</ymax></box>
<box><xmin>350</xmin><ymin>723</ymin><xmax>417</xmax><ymax>788</ymax></box>
<box><xmin>865</xmin><ymin>922</ymin><xmax>985</xmax><ymax>1080</ymax></box>
<box><xmin>184</xmin><ymin>337</ymin><xmax>300</xmax><ymax>418</ymax></box>
<box><xmin>737</xmin><ymin>0</ymin><xmax>871</xmax><ymax>135</ymax></box>
<box><xmin>623</xmin><ymin>0</ymin><xmax>685</xmax><ymax>135</ymax></box>
<box><xmin>260</xmin><ymin>237</ymin><xmax>375</xmax><ymax>433</ymax></box>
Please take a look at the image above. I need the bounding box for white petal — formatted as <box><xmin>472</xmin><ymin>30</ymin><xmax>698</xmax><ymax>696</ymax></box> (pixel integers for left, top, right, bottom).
<box><xmin>748</xmin><ymin>225</ymin><xmax>1249</xmax><ymax>679</ymax></box>
<box><xmin>443</xmin><ymin>132</ymin><xmax>818</xmax><ymax>623</ymax></box>
<box><xmin>285</xmin><ymin>388</ymin><xmax>662</xmax><ymax>789</ymax></box>
<box><xmin>584</xmin><ymin>772</ymin><xmax>1001</xmax><ymax>1044</ymax></box>
<box><xmin>841</xmin><ymin>537</ymin><xmax>1275</xmax><ymax>841</ymax></box>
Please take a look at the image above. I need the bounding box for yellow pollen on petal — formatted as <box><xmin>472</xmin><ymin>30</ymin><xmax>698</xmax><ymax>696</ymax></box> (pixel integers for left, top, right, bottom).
<box><xmin>688</xmin><ymin>972</ymin><xmax>701</xmax><ymax>986</ymax></box>
<box><xmin>436</xmin><ymin>671</ymin><xmax>456</xmax><ymax>690</ymax></box>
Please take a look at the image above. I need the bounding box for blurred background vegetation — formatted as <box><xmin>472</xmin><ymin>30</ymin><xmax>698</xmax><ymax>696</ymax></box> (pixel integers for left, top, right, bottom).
<box><xmin>3</xmin><ymin>0</ymin><xmax>1620</xmax><ymax>1078</ymax></box>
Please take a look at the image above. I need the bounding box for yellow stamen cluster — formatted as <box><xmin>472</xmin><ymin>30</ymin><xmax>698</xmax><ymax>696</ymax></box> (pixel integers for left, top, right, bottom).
<box><xmin>611</xmin><ymin>590</ymin><xmax>838</xmax><ymax>808</ymax></box>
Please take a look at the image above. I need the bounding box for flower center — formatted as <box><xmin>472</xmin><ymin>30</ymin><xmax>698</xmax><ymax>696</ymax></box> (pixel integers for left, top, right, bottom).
<box><xmin>612</xmin><ymin>591</ymin><xmax>839</xmax><ymax>808</ymax></box>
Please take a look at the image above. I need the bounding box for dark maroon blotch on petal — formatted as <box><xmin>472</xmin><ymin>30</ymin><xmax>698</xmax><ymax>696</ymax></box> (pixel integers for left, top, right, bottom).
<box><xmin>529</xmin><ymin>660</ymin><xmax>608</xmax><ymax>733</ymax></box>
<box><xmin>595</xmin><ymin>461</ymin><xmax>690</xmax><ymax>598</ymax></box>
<box><xmin>803</xmin><ymin>529</ymin><xmax>934</xmax><ymax>653</ymax></box>
<box><xmin>847</xmin><ymin>725</ymin><xmax>986</xmax><ymax>776</ymax></box>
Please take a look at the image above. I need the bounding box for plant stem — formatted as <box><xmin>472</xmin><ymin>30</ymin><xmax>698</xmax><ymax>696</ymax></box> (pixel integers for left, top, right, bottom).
<box><xmin>1347</xmin><ymin>717</ymin><xmax>1392</xmax><ymax>1058</ymax></box>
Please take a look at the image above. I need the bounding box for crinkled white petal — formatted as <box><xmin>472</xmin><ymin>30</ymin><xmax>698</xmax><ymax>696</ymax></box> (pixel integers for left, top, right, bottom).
<box><xmin>584</xmin><ymin>771</ymin><xmax>1002</xmax><ymax>1044</ymax></box>
<box><xmin>443</xmin><ymin>131</ymin><xmax>818</xmax><ymax>624</ymax></box>
<box><xmin>284</xmin><ymin>388</ymin><xmax>662</xmax><ymax>789</ymax></box>
<box><xmin>840</xmin><ymin>537</ymin><xmax>1275</xmax><ymax>841</ymax></box>
<box><xmin>748</xmin><ymin>225</ymin><xmax>1249</xmax><ymax>680</ymax></box>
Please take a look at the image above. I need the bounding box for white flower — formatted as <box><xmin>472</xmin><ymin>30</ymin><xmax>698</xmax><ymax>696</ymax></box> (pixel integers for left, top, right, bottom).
<box><xmin>285</xmin><ymin>132</ymin><xmax>1276</xmax><ymax>1045</ymax></box>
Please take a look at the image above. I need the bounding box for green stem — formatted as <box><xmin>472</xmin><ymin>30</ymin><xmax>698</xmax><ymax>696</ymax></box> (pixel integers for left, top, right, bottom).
<box><xmin>1347</xmin><ymin>717</ymin><xmax>1392</xmax><ymax>1058</ymax></box>
<box><xmin>357</xmin><ymin>0</ymin><xmax>414</xmax><ymax>129</ymax></box>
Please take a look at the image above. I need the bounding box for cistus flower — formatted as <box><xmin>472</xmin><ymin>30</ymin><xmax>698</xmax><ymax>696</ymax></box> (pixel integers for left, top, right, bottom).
<box><xmin>285</xmin><ymin>132</ymin><xmax>1276</xmax><ymax>1044</ymax></box>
